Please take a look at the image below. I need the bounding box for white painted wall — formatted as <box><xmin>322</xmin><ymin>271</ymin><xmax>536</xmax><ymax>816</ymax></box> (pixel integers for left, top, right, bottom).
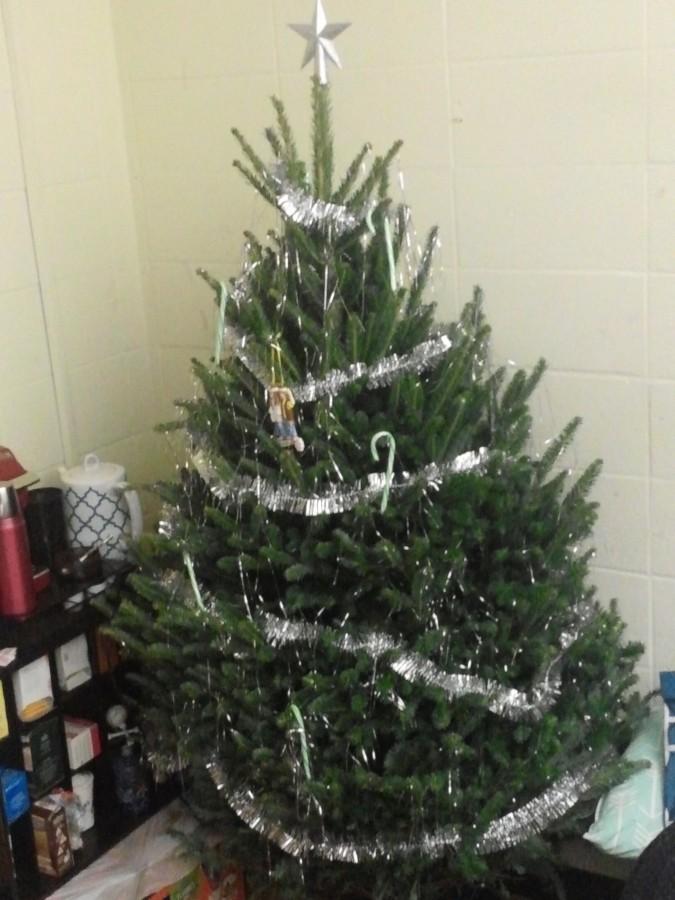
<box><xmin>447</xmin><ymin>1</ymin><xmax>656</xmax><ymax>694</ymax></box>
<box><xmin>0</xmin><ymin>6</ymin><xmax>63</xmax><ymax>477</ymax></box>
<box><xmin>0</xmin><ymin>0</ymin><xmax>161</xmax><ymax>491</ymax></box>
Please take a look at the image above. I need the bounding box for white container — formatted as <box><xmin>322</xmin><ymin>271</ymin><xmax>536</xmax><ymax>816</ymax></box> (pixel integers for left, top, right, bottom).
<box><xmin>55</xmin><ymin>635</ymin><xmax>92</xmax><ymax>693</ymax></box>
<box><xmin>12</xmin><ymin>655</ymin><xmax>53</xmax><ymax>722</ymax></box>
<box><xmin>58</xmin><ymin>454</ymin><xmax>143</xmax><ymax>561</ymax></box>
<box><xmin>71</xmin><ymin>771</ymin><xmax>94</xmax><ymax>831</ymax></box>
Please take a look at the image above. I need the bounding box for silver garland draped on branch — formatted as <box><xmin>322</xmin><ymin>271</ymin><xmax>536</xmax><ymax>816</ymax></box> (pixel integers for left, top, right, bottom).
<box><xmin>206</xmin><ymin>757</ymin><xmax>603</xmax><ymax>862</ymax></box>
<box><xmin>260</xmin><ymin>605</ymin><xmax>596</xmax><ymax>722</ymax></box>
<box><xmin>223</xmin><ymin>328</ymin><xmax>453</xmax><ymax>403</ymax></box>
<box><xmin>275</xmin><ymin>178</ymin><xmax>363</xmax><ymax>235</ymax></box>
<box><xmin>147</xmin><ymin>545</ymin><xmax>596</xmax><ymax>725</ymax></box>
<box><xmin>291</xmin><ymin>335</ymin><xmax>453</xmax><ymax>402</ymax></box>
<box><xmin>192</xmin><ymin>446</ymin><xmax>489</xmax><ymax>517</ymax></box>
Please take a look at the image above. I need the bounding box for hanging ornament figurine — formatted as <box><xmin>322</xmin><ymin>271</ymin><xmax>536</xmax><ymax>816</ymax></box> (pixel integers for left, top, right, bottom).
<box><xmin>268</xmin><ymin>343</ymin><xmax>304</xmax><ymax>453</ymax></box>
<box><xmin>269</xmin><ymin>386</ymin><xmax>304</xmax><ymax>453</ymax></box>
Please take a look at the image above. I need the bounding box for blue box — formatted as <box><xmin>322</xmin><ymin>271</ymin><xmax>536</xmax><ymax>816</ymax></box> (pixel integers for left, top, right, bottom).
<box><xmin>0</xmin><ymin>768</ymin><xmax>30</xmax><ymax>824</ymax></box>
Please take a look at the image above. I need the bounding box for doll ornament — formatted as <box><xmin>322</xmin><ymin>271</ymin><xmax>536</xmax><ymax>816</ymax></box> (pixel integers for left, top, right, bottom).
<box><xmin>268</xmin><ymin>385</ymin><xmax>305</xmax><ymax>453</ymax></box>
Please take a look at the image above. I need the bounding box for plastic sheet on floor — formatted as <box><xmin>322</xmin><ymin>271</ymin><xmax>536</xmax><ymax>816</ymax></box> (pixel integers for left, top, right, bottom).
<box><xmin>47</xmin><ymin>799</ymin><xmax>201</xmax><ymax>900</ymax></box>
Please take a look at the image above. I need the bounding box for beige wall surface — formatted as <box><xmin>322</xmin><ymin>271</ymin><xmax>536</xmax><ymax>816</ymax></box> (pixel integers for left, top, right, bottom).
<box><xmin>0</xmin><ymin>0</ymin><xmax>160</xmax><ymax>490</ymax></box>
<box><xmin>2</xmin><ymin>1</ymin><xmax>674</xmax><ymax>690</ymax></box>
<box><xmin>0</xmin><ymin>5</ymin><xmax>63</xmax><ymax>477</ymax></box>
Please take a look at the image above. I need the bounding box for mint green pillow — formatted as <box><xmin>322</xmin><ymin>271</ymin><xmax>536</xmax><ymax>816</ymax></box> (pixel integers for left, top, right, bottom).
<box><xmin>584</xmin><ymin>708</ymin><xmax>664</xmax><ymax>858</ymax></box>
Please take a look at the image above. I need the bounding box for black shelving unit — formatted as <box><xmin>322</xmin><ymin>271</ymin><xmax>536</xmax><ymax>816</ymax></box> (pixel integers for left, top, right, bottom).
<box><xmin>0</xmin><ymin>567</ymin><xmax>178</xmax><ymax>900</ymax></box>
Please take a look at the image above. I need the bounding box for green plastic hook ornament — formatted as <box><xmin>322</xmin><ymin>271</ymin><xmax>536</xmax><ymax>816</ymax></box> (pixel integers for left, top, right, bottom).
<box><xmin>370</xmin><ymin>430</ymin><xmax>396</xmax><ymax>513</ymax></box>
<box><xmin>290</xmin><ymin>703</ymin><xmax>312</xmax><ymax>780</ymax></box>
<box><xmin>195</xmin><ymin>268</ymin><xmax>228</xmax><ymax>366</ymax></box>
<box><xmin>383</xmin><ymin>216</ymin><xmax>397</xmax><ymax>292</ymax></box>
<box><xmin>213</xmin><ymin>281</ymin><xmax>228</xmax><ymax>365</ymax></box>
<box><xmin>183</xmin><ymin>551</ymin><xmax>206</xmax><ymax>611</ymax></box>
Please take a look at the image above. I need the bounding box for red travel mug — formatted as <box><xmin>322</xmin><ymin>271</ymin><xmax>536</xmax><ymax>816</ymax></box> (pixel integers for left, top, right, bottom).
<box><xmin>0</xmin><ymin>485</ymin><xmax>36</xmax><ymax>618</ymax></box>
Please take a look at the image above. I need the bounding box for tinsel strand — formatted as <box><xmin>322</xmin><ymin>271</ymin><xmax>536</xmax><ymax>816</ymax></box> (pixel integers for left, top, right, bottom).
<box><xmin>292</xmin><ymin>335</ymin><xmax>453</xmax><ymax>402</ymax></box>
<box><xmin>274</xmin><ymin>176</ymin><xmax>363</xmax><ymax>236</ymax></box>
<box><xmin>226</xmin><ymin>331</ymin><xmax>453</xmax><ymax>403</ymax></box>
<box><xmin>261</xmin><ymin>614</ymin><xmax>565</xmax><ymax>722</ymax></box>
<box><xmin>193</xmin><ymin>447</ymin><xmax>489</xmax><ymax>517</ymax></box>
<box><xmin>148</xmin><ymin>534</ymin><xmax>594</xmax><ymax>722</ymax></box>
<box><xmin>206</xmin><ymin>758</ymin><xmax>601</xmax><ymax>863</ymax></box>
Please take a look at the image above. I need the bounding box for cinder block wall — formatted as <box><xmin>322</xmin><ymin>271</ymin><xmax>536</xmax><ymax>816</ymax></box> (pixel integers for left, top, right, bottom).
<box><xmin>0</xmin><ymin>0</ymin><xmax>160</xmax><ymax>489</ymax></box>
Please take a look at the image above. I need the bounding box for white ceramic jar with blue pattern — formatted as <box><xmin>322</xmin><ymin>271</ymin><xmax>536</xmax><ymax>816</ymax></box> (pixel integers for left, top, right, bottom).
<box><xmin>58</xmin><ymin>454</ymin><xmax>143</xmax><ymax>561</ymax></box>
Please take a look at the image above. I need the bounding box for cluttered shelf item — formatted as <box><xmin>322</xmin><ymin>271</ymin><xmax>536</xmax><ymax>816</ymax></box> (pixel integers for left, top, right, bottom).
<box><xmin>14</xmin><ymin>780</ymin><xmax>179</xmax><ymax>900</ymax></box>
<box><xmin>0</xmin><ymin>446</ymin><xmax>178</xmax><ymax>900</ymax></box>
<box><xmin>27</xmin><ymin>798</ymin><xmax>246</xmax><ymax>900</ymax></box>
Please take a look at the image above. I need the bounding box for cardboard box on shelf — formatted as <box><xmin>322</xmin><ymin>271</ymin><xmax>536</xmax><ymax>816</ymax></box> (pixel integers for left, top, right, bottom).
<box><xmin>55</xmin><ymin>635</ymin><xmax>92</xmax><ymax>692</ymax></box>
<box><xmin>12</xmin><ymin>655</ymin><xmax>53</xmax><ymax>723</ymax></box>
<box><xmin>63</xmin><ymin>717</ymin><xmax>101</xmax><ymax>770</ymax></box>
<box><xmin>95</xmin><ymin>628</ymin><xmax>121</xmax><ymax>674</ymax></box>
<box><xmin>31</xmin><ymin>795</ymin><xmax>74</xmax><ymax>877</ymax></box>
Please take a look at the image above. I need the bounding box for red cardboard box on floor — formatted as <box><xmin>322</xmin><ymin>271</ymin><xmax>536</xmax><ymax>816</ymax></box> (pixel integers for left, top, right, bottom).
<box><xmin>144</xmin><ymin>862</ymin><xmax>245</xmax><ymax>900</ymax></box>
<box><xmin>220</xmin><ymin>865</ymin><xmax>246</xmax><ymax>900</ymax></box>
<box><xmin>144</xmin><ymin>864</ymin><xmax>210</xmax><ymax>900</ymax></box>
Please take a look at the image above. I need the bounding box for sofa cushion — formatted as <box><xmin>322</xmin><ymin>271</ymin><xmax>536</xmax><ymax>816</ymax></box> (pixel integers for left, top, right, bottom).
<box><xmin>584</xmin><ymin>709</ymin><xmax>664</xmax><ymax>859</ymax></box>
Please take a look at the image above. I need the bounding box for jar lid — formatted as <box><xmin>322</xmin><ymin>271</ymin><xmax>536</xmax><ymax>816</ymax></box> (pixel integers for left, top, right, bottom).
<box><xmin>59</xmin><ymin>454</ymin><xmax>125</xmax><ymax>488</ymax></box>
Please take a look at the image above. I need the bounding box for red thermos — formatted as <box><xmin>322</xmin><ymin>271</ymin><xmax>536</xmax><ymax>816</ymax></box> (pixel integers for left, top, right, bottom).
<box><xmin>0</xmin><ymin>485</ymin><xmax>36</xmax><ymax>618</ymax></box>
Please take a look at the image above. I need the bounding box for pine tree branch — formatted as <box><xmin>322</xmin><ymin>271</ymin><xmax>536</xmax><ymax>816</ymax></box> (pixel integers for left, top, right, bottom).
<box><xmin>333</xmin><ymin>142</ymin><xmax>372</xmax><ymax>203</ymax></box>
<box><xmin>231</xmin><ymin>127</ymin><xmax>270</xmax><ymax>181</ymax></box>
<box><xmin>311</xmin><ymin>77</ymin><xmax>334</xmax><ymax>199</ymax></box>
<box><xmin>271</xmin><ymin>95</ymin><xmax>302</xmax><ymax>175</ymax></box>
<box><xmin>264</xmin><ymin>126</ymin><xmax>283</xmax><ymax>159</ymax></box>
<box><xmin>232</xmin><ymin>160</ymin><xmax>275</xmax><ymax>205</ymax></box>
<box><xmin>536</xmin><ymin>417</ymin><xmax>581</xmax><ymax>483</ymax></box>
<box><xmin>408</xmin><ymin>226</ymin><xmax>440</xmax><ymax>314</ymax></box>
<box><xmin>392</xmin><ymin>204</ymin><xmax>408</xmax><ymax>262</ymax></box>
<box><xmin>350</xmin><ymin>140</ymin><xmax>404</xmax><ymax>211</ymax></box>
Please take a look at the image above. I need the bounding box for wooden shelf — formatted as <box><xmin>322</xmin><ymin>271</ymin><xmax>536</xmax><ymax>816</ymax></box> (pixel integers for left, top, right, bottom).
<box><xmin>0</xmin><ymin>565</ymin><xmax>179</xmax><ymax>900</ymax></box>
<box><xmin>0</xmin><ymin>563</ymin><xmax>130</xmax><ymax>670</ymax></box>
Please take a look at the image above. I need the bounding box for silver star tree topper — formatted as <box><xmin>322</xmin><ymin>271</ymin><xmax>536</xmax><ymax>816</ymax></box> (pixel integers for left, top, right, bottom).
<box><xmin>288</xmin><ymin>0</ymin><xmax>351</xmax><ymax>85</ymax></box>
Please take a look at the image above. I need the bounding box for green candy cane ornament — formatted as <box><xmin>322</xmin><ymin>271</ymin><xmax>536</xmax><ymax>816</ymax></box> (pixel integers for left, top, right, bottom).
<box><xmin>370</xmin><ymin>431</ymin><xmax>396</xmax><ymax>513</ymax></box>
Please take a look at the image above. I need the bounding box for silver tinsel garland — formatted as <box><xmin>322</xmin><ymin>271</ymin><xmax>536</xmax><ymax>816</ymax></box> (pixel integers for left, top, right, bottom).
<box><xmin>226</xmin><ymin>331</ymin><xmax>453</xmax><ymax>404</ymax></box>
<box><xmin>151</xmin><ymin>520</ymin><xmax>594</xmax><ymax>723</ymax></box>
<box><xmin>291</xmin><ymin>335</ymin><xmax>452</xmax><ymax>402</ymax></box>
<box><xmin>194</xmin><ymin>447</ymin><xmax>489</xmax><ymax>517</ymax></box>
<box><xmin>158</xmin><ymin>506</ymin><xmax>180</xmax><ymax>540</ymax></box>
<box><xmin>206</xmin><ymin>757</ymin><xmax>601</xmax><ymax>862</ymax></box>
<box><xmin>275</xmin><ymin>180</ymin><xmax>362</xmax><ymax>235</ymax></box>
<box><xmin>560</xmin><ymin>599</ymin><xmax>596</xmax><ymax>651</ymax></box>
<box><xmin>226</xmin><ymin>325</ymin><xmax>271</xmax><ymax>385</ymax></box>
<box><xmin>150</xmin><ymin>523</ymin><xmax>594</xmax><ymax>723</ymax></box>
<box><xmin>261</xmin><ymin>614</ymin><xmax>569</xmax><ymax>722</ymax></box>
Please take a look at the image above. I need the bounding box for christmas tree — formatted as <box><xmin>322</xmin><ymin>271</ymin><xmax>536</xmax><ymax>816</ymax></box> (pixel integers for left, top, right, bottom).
<box><xmin>107</xmin><ymin>10</ymin><xmax>643</xmax><ymax>898</ymax></box>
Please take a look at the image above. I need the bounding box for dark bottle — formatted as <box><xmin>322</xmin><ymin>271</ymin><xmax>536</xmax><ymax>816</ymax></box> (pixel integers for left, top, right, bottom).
<box><xmin>111</xmin><ymin>744</ymin><xmax>150</xmax><ymax>816</ymax></box>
